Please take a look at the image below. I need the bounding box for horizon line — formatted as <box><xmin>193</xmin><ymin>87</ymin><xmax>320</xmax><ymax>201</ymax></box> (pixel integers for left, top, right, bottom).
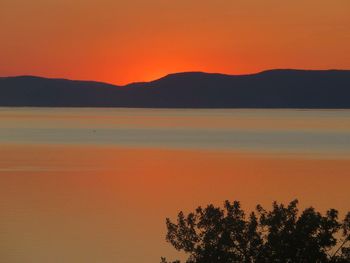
<box><xmin>1</xmin><ymin>68</ymin><xmax>349</xmax><ymax>87</ymax></box>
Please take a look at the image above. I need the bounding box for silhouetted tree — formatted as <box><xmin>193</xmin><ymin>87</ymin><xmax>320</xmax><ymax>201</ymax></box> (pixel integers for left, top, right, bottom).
<box><xmin>161</xmin><ymin>200</ymin><xmax>350</xmax><ymax>263</ymax></box>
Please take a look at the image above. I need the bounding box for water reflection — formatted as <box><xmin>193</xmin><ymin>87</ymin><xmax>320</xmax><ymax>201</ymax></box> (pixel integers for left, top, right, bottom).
<box><xmin>0</xmin><ymin>108</ymin><xmax>349</xmax><ymax>263</ymax></box>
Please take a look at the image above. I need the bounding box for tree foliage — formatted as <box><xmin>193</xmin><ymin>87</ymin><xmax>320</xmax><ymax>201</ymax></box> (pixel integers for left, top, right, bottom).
<box><xmin>161</xmin><ymin>200</ymin><xmax>350</xmax><ymax>263</ymax></box>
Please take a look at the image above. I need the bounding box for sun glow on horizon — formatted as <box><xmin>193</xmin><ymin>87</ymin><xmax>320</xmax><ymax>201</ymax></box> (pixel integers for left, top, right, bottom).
<box><xmin>1</xmin><ymin>0</ymin><xmax>349</xmax><ymax>85</ymax></box>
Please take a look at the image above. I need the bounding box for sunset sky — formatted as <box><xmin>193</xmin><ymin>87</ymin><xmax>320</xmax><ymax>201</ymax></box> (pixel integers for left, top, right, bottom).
<box><xmin>1</xmin><ymin>0</ymin><xmax>349</xmax><ymax>85</ymax></box>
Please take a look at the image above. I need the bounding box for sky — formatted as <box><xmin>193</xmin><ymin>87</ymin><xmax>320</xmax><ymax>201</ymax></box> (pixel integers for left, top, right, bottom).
<box><xmin>1</xmin><ymin>0</ymin><xmax>349</xmax><ymax>85</ymax></box>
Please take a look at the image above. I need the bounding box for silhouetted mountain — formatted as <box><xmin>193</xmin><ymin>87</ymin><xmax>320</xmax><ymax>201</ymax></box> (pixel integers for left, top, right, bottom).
<box><xmin>1</xmin><ymin>69</ymin><xmax>350</xmax><ymax>108</ymax></box>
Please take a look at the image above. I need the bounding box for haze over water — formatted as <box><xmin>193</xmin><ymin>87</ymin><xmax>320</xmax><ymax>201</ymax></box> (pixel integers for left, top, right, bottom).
<box><xmin>0</xmin><ymin>108</ymin><xmax>349</xmax><ymax>263</ymax></box>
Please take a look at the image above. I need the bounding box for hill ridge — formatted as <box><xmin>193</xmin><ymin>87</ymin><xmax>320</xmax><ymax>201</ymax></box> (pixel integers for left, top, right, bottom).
<box><xmin>1</xmin><ymin>69</ymin><xmax>350</xmax><ymax>108</ymax></box>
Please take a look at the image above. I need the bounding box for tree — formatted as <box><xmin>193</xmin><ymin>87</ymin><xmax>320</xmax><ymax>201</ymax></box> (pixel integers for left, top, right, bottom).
<box><xmin>161</xmin><ymin>200</ymin><xmax>350</xmax><ymax>263</ymax></box>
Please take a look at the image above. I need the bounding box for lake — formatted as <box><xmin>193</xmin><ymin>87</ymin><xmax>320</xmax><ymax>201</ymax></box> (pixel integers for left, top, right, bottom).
<box><xmin>0</xmin><ymin>108</ymin><xmax>349</xmax><ymax>263</ymax></box>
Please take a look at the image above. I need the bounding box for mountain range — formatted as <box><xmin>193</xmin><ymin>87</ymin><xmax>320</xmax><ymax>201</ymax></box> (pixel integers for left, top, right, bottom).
<box><xmin>1</xmin><ymin>69</ymin><xmax>350</xmax><ymax>108</ymax></box>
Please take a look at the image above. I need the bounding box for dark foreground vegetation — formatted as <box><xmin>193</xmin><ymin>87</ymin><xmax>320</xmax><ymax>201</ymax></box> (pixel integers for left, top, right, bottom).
<box><xmin>161</xmin><ymin>200</ymin><xmax>350</xmax><ymax>263</ymax></box>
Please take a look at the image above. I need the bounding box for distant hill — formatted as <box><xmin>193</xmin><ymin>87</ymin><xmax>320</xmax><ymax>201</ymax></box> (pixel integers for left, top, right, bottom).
<box><xmin>1</xmin><ymin>69</ymin><xmax>350</xmax><ymax>108</ymax></box>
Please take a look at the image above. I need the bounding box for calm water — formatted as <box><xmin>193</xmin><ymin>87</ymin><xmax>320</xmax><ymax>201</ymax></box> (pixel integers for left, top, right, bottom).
<box><xmin>0</xmin><ymin>108</ymin><xmax>349</xmax><ymax>263</ymax></box>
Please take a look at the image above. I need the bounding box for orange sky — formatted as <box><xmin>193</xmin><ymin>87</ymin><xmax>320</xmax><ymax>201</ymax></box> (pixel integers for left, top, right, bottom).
<box><xmin>1</xmin><ymin>0</ymin><xmax>350</xmax><ymax>85</ymax></box>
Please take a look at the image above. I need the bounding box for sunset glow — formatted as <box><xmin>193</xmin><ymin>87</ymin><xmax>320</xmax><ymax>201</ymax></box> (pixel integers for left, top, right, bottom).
<box><xmin>1</xmin><ymin>0</ymin><xmax>350</xmax><ymax>84</ymax></box>
<box><xmin>1</xmin><ymin>0</ymin><xmax>350</xmax><ymax>262</ymax></box>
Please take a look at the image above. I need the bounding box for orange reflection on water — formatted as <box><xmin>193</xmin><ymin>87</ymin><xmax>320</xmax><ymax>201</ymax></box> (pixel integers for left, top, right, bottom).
<box><xmin>0</xmin><ymin>144</ymin><xmax>349</xmax><ymax>263</ymax></box>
